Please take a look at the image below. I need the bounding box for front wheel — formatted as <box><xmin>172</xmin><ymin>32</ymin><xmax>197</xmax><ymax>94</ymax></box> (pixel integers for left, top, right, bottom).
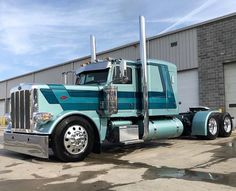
<box><xmin>206</xmin><ymin>115</ymin><xmax>219</xmax><ymax>140</ymax></box>
<box><xmin>51</xmin><ymin>116</ymin><xmax>94</xmax><ymax>162</ymax></box>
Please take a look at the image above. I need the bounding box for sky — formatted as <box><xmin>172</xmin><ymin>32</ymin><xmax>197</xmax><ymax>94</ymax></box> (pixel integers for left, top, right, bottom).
<box><xmin>0</xmin><ymin>0</ymin><xmax>236</xmax><ymax>81</ymax></box>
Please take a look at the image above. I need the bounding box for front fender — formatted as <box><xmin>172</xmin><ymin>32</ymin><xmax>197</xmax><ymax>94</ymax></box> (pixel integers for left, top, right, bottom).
<box><xmin>36</xmin><ymin>110</ymin><xmax>101</xmax><ymax>135</ymax></box>
<box><xmin>191</xmin><ymin>110</ymin><xmax>219</xmax><ymax>136</ymax></box>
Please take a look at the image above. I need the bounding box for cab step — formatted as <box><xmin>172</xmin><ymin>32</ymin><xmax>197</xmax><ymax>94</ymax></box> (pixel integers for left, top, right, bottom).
<box><xmin>122</xmin><ymin>139</ymin><xmax>144</xmax><ymax>145</ymax></box>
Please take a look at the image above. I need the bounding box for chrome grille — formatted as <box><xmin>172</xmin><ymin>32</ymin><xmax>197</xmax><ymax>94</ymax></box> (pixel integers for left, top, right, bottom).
<box><xmin>11</xmin><ymin>90</ymin><xmax>31</xmax><ymax>131</ymax></box>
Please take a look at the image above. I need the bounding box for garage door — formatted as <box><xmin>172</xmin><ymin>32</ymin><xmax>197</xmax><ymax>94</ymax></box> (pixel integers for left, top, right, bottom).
<box><xmin>177</xmin><ymin>69</ymin><xmax>199</xmax><ymax>113</ymax></box>
<box><xmin>0</xmin><ymin>100</ymin><xmax>5</xmax><ymax>116</ymax></box>
<box><xmin>224</xmin><ymin>63</ymin><xmax>236</xmax><ymax>127</ymax></box>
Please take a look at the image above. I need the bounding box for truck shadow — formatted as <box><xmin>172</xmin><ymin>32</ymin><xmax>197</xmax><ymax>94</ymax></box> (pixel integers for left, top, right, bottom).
<box><xmin>0</xmin><ymin>140</ymin><xmax>173</xmax><ymax>163</ymax></box>
<box><xmin>101</xmin><ymin>141</ymin><xmax>172</xmax><ymax>155</ymax></box>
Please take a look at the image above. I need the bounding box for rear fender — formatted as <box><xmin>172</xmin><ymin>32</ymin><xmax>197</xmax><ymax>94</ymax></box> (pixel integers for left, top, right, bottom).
<box><xmin>191</xmin><ymin>110</ymin><xmax>219</xmax><ymax>136</ymax></box>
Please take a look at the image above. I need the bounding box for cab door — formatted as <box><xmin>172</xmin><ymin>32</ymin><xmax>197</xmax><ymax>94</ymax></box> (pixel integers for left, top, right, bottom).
<box><xmin>112</xmin><ymin>66</ymin><xmax>138</xmax><ymax>117</ymax></box>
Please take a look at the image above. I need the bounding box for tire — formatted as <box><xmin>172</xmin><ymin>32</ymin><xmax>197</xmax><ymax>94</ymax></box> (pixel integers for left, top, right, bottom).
<box><xmin>219</xmin><ymin>113</ymin><xmax>233</xmax><ymax>137</ymax></box>
<box><xmin>51</xmin><ymin>116</ymin><xmax>94</xmax><ymax>162</ymax></box>
<box><xmin>206</xmin><ymin>114</ymin><xmax>219</xmax><ymax>140</ymax></box>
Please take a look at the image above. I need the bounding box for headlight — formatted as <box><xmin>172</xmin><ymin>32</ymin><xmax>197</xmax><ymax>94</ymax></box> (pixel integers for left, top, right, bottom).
<box><xmin>4</xmin><ymin>113</ymin><xmax>11</xmax><ymax>126</ymax></box>
<box><xmin>33</xmin><ymin>112</ymin><xmax>53</xmax><ymax>124</ymax></box>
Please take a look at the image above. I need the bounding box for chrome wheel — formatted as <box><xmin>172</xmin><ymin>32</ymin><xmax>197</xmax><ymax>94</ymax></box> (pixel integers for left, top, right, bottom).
<box><xmin>208</xmin><ymin>118</ymin><xmax>218</xmax><ymax>135</ymax></box>
<box><xmin>64</xmin><ymin>125</ymin><xmax>88</xmax><ymax>155</ymax></box>
<box><xmin>223</xmin><ymin>116</ymin><xmax>232</xmax><ymax>133</ymax></box>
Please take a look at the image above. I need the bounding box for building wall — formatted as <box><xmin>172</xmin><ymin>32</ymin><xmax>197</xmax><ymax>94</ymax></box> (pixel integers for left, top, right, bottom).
<box><xmin>97</xmin><ymin>28</ymin><xmax>199</xmax><ymax>71</ymax></box>
<box><xmin>0</xmin><ymin>100</ymin><xmax>5</xmax><ymax>116</ymax></box>
<box><xmin>0</xmin><ymin>81</ymin><xmax>7</xmax><ymax>100</ymax></box>
<box><xmin>0</xmin><ymin>27</ymin><xmax>198</xmax><ymax>95</ymax></box>
<box><xmin>149</xmin><ymin>29</ymin><xmax>198</xmax><ymax>70</ymax></box>
<box><xmin>197</xmin><ymin>15</ymin><xmax>236</xmax><ymax>110</ymax></box>
<box><xmin>97</xmin><ymin>45</ymin><xmax>140</xmax><ymax>61</ymax></box>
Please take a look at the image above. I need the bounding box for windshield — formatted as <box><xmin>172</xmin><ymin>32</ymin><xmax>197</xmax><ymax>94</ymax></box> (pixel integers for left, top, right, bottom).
<box><xmin>76</xmin><ymin>69</ymin><xmax>109</xmax><ymax>85</ymax></box>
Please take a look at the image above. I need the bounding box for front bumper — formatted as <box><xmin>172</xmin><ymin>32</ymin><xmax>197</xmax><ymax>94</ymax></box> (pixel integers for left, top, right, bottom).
<box><xmin>4</xmin><ymin>132</ymin><xmax>49</xmax><ymax>158</ymax></box>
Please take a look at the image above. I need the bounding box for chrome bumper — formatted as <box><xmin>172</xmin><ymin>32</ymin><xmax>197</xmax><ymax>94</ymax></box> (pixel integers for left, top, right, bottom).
<box><xmin>4</xmin><ymin>132</ymin><xmax>49</xmax><ymax>158</ymax></box>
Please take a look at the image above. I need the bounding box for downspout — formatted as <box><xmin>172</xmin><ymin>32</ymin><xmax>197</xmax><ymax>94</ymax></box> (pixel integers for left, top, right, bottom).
<box><xmin>62</xmin><ymin>72</ymin><xmax>68</xmax><ymax>85</ymax></box>
<box><xmin>90</xmin><ymin>35</ymin><xmax>96</xmax><ymax>62</ymax></box>
<box><xmin>139</xmin><ymin>16</ymin><xmax>149</xmax><ymax>139</ymax></box>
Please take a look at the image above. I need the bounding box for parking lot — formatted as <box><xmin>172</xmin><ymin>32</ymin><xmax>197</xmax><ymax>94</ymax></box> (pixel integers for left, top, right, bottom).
<box><xmin>0</xmin><ymin>127</ymin><xmax>235</xmax><ymax>191</ymax></box>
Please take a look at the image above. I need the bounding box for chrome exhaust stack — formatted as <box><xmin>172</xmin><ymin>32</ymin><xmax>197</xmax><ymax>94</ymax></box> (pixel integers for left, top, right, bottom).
<box><xmin>90</xmin><ymin>35</ymin><xmax>96</xmax><ymax>62</ymax></box>
<box><xmin>139</xmin><ymin>16</ymin><xmax>149</xmax><ymax>139</ymax></box>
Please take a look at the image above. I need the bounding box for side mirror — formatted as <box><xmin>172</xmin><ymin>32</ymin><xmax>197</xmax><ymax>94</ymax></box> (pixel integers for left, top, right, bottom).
<box><xmin>119</xmin><ymin>60</ymin><xmax>129</xmax><ymax>83</ymax></box>
<box><xmin>120</xmin><ymin>60</ymin><xmax>127</xmax><ymax>78</ymax></box>
<box><xmin>112</xmin><ymin>60</ymin><xmax>129</xmax><ymax>84</ymax></box>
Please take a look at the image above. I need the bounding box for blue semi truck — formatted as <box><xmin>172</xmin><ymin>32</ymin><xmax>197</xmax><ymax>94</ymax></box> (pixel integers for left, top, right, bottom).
<box><xmin>3</xmin><ymin>16</ymin><xmax>233</xmax><ymax>162</ymax></box>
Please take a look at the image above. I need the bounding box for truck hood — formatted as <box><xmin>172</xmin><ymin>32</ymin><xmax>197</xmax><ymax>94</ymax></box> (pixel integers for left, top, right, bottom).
<box><xmin>37</xmin><ymin>84</ymin><xmax>102</xmax><ymax>112</ymax></box>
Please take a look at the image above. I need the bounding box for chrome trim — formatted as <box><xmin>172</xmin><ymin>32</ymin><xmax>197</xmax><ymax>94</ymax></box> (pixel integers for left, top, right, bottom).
<box><xmin>208</xmin><ymin>117</ymin><xmax>218</xmax><ymax>135</ymax></box>
<box><xmin>90</xmin><ymin>35</ymin><xmax>96</xmax><ymax>63</ymax></box>
<box><xmin>103</xmin><ymin>86</ymin><xmax>118</xmax><ymax>116</ymax></box>
<box><xmin>119</xmin><ymin>125</ymin><xmax>139</xmax><ymax>142</ymax></box>
<box><xmin>223</xmin><ymin>116</ymin><xmax>232</xmax><ymax>133</ymax></box>
<box><xmin>10</xmin><ymin>84</ymin><xmax>38</xmax><ymax>133</ymax></box>
<box><xmin>64</xmin><ymin>125</ymin><xmax>88</xmax><ymax>155</ymax></box>
<box><xmin>30</xmin><ymin>88</ymin><xmax>38</xmax><ymax>131</ymax></box>
<box><xmin>10</xmin><ymin>83</ymin><xmax>38</xmax><ymax>94</ymax></box>
<box><xmin>17</xmin><ymin>91</ymin><xmax>21</xmax><ymax>129</ymax></box>
<box><xmin>13</xmin><ymin>92</ymin><xmax>16</xmax><ymax>129</ymax></box>
<box><xmin>24</xmin><ymin>90</ymin><xmax>26</xmax><ymax>130</ymax></box>
<box><xmin>139</xmin><ymin>16</ymin><xmax>149</xmax><ymax>139</ymax></box>
<box><xmin>30</xmin><ymin>89</ymin><xmax>33</xmax><ymax>131</ymax></box>
<box><xmin>4</xmin><ymin>132</ymin><xmax>49</xmax><ymax>158</ymax></box>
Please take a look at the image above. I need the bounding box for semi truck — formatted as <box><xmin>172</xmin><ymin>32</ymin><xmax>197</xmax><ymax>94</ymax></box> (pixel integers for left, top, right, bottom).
<box><xmin>3</xmin><ymin>16</ymin><xmax>233</xmax><ymax>162</ymax></box>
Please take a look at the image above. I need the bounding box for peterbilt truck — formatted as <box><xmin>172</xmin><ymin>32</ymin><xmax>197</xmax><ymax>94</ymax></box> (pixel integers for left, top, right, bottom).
<box><xmin>3</xmin><ymin>16</ymin><xmax>233</xmax><ymax>162</ymax></box>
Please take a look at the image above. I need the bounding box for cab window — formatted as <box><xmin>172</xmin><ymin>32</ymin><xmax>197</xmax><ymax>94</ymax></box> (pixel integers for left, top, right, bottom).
<box><xmin>76</xmin><ymin>69</ymin><xmax>109</xmax><ymax>85</ymax></box>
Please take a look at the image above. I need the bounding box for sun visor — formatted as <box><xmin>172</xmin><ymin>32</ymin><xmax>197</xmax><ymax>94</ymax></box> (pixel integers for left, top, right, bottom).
<box><xmin>76</xmin><ymin>61</ymin><xmax>111</xmax><ymax>75</ymax></box>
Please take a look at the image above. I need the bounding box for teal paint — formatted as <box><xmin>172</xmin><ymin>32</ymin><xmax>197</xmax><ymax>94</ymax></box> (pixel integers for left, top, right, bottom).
<box><xmin>35</xmin><ymin>85</ymin><xmax>102</xmax><ymax>141</ymax></box>
<box><xmin>147</xmin><ymin>60</ymin><xmax>178</xmax><ymax>116</ymax></box>
<box><xmin>191</xmin><ymin>111</ymin><xmax>219</xmax><ymax>136</ymax></box>
<box><xmin>40</xmin><ymin>89</ymin><xmax>59</xmax><ymax>104</ymax></box>
<box><xmin>37</xmin><ymin>87</ymin><xmax>63</xmax><ymax>121</ymax></box>
<box><xmin>36</xmin><ymin>110</ymin><xmax>101</xmax><ymax>137</ymax></box>
<box><xmin>40</xmin><ymin>88</ymin><xmax>176</xmax><ymax>111</ymax></box>
<box><xmin>144</xmin><ymin>117</ymin><xmax>183</xmax><ymax>140</ymax></box>
<box><xmin>33</xmin><ymin>59</ymin><xmax>180</xmax><ymax>143</ymax></box>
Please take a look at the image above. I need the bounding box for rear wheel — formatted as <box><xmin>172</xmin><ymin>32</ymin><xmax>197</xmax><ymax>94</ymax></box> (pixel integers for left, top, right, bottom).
<box><xmin>206</xmin><ymin>115</ymin><xmax>219</xmax><ymax>140</ymax></box>
<box><xmin>51</xmin><ymin>116</ymin><xmax>94</xmax><ymax>162</ymax></box>
<box><xmin>219</xmin><ymin>113</ymin><xmax>233</xmax><ymax>137</ymax></box>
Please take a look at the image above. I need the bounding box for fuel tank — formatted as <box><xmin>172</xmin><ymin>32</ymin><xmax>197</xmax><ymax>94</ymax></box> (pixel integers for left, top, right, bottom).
<box><xmin>144</xmin><ymin>117</ymin><xmax>183</xmax><ymax>140</ymax></box>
